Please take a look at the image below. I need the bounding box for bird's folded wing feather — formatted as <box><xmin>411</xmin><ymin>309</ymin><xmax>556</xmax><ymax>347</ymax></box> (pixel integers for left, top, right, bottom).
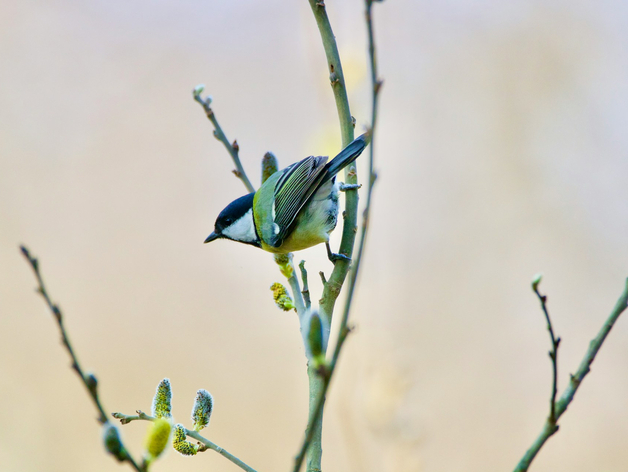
<box><xmin>270</xmin><ymin>155</ymin><xmax>329</xmax><ymax>246</ymax></box>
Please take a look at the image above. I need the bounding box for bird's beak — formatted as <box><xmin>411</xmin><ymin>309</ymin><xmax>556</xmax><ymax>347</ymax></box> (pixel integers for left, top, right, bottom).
<box><xmin>204</xmin><ymin>231</ymin><xmax>221</xmax><ymax>244</ymax></box>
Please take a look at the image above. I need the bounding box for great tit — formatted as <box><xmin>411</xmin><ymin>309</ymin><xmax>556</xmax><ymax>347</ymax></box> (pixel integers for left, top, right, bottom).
<box><xmin>204</xmin><ymin>133</ymin><xmax>368</xmax><ymax>256</ymax></box>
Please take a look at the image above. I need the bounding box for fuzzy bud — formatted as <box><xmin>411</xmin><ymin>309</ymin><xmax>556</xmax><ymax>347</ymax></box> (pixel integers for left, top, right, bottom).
<box><xmin>172</xmin><ymin>424</ymin><xmax>198</xmax><ymax>456</ymax></box>
<box><xmin>152</xmin><ymin>378</ymin><xmax>172</xmax><ymax>419</ymax></box>
<box><xmin>273</xmin><ymin>253</ymin><xmax>294</xmax><ymax>279</ymax></box>
<box><xmin>271</xmin><ymin>283</ymin><xmax>295</xmax><ymax>311</ymax></box>
<box><xmin>103</xmin><ymin>422</ymin><xmax>127</xmax><ymax>461</ymax></box>
<box><xmin>191</xmin><ymin>389</ymin><xmax>214</xmax><ymax>431</ymax></box>
<box><xmin>262</xmin><ymin>151</ymin><xmax>279</xmax><ymax>184</ymax></box>
<box><xmin>193</xmin><ymin>84</ymin><xmax>205</xmax><ymax>96</ymax></box>
<box><xmin>85</xmin><ymin>372</ymin><xmax>98</xmax><ymax>397</ymax></box>
<box><xmin>144</xmin><ymin>418</ymin><xmax>171</xmax><ymax>463</ymax></box>
<box><xmin>532</xmin><ymin>273</ymin><xmax>543</xmax><ymax>291</ymax></box>
<box><xmin>302</xmin><ymin>309</ymin><xmax>329</xmax><ymax>366</ymax></box>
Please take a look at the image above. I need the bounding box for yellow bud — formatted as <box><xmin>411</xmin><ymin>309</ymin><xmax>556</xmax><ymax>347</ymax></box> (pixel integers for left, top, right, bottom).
<box><xmin>273</xmin><ymin>253</ymin><xmax>294</xmax><ymax>279</ymax></box>
<box><xmin>172</xmin><ymin>424</ymin><xmax>199</xmax><ymax>456</ymax></box>
<box><xmin>271</xmin><ymin>282</ymin><xmax>295</xmax><ymax>311</ymax></box>
<box><xmin>144</xmin><ymin>418</ymin><xmax>172</xmax><ymax>464</ymax></box>
<box><xmin>152</xmin><ymin>378</ymin><xmax>172</xmax><ymax>419</ymax></box>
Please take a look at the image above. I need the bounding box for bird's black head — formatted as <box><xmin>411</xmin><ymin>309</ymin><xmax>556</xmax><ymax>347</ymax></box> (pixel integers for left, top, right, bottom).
<box><xmin>204</xmin><ymin>192</ymin><xmax>260</xmax><ymax>247</ymax></box>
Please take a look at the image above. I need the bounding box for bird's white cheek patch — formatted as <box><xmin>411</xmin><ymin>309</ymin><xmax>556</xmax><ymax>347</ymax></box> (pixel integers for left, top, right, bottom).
<box><xmin>223</xmin><ymin>209</ymin><xmax>257</xmax><ymax>243</ymax></box>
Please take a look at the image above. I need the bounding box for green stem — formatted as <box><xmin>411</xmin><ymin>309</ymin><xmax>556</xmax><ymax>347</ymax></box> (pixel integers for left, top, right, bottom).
<box><xmin>292</xmin><ymin>325</ymin><xmax>350</xmax><ymax>472</ymax></box>
<box><xmin>308</xmin><ymin>0</ymin><xmax>357</xmax><ymax>326</ymax></box>
<box><xmin>513</xmin><ymin>277</ymin><xmax>628</xmax><ymax>472</ymax></box>
<box><xmin>306</xmin><ymin>366</ymin><xmax>325</xmax><ymax>472</ymax></box>
<box><xmin>300</xmin><ymin>3</ymin><xmax>357</xmax><ymax>471</ymax></box>
<box><xmin>287</xmin><ymin>264</ymin><xmax>306</xmax><ymax>316</ymax></box>
<box><xmin>292</xmin><ymin>2</ymin><xmax>384</xmax><ymax>471</ymax></box>
<box><xmin>188</xmin><ymin>430</ymin><xmax>258</xmax><ymax>472</ymax></box>
<box><xmin>293</xmin><ymin>3</ymin><xmax>383</xmax><ymax>471</ymax></box>
<box><xmin>299</xmin><ymin>261</ymin><xmax>312</xmax><ymax>311</ymax></box>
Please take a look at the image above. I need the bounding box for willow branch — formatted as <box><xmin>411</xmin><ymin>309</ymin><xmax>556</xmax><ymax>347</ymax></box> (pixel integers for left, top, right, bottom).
<box><xmin>308</xmin><ymin>0</ymin><xmax>357</xmax><ymax>327</ymax></box>
<box><xmin>20</xmin><ymin>245</ymin><xmax>143</xmax><ymax>472</ymax></box>
<box><xmin>193</xmin><ymin>87</ymin><xmax>255</xmax><ymax>193</ymax></box>
<box><xmin>293</xmin><ymin>2</ymin><xmax>382</xmax><ymax>472</ymax></box>
<box><xmin>514</xmin><ymin>277</ymin><xmax>628</xmax><ymax>472</ymax></box>
<box><xmin>112</xmin><ymin>412</ymin><xmax>258</xmax><ymax>472</ymax></box>
<box><xmin>292</xmin><ymin>323</ymin><xmax>352</xmax><ymax>472</ymax></box>
<box><xmin>291</xmin><ymin>3</ymin><xmax>358</xmax><ymax>472</ymax></box>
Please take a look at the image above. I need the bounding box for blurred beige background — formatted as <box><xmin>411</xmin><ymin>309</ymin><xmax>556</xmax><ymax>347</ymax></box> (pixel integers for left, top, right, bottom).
<box><xmin>2</xmin><ymin>1</ymin><xmax>628</xmax><ymax>471</ymax></box>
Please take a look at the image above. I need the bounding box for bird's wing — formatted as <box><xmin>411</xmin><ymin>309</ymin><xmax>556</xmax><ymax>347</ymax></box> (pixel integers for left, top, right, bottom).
<box><xmin>270</xmin><ymin>155</ymin><xmax>329</xmax><ymax>247</ymax></box>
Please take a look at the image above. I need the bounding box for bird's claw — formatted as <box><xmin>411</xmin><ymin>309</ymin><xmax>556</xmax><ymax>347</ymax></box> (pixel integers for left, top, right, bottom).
<box><xmin>339</xmin><ymin>183</ymin><xmax>362</xmax><ymax>192</ymax></box>
<box><xmin>326</xmin><ymin>242</ymin><xmax>351</xmax><ymax>264</ymax></box>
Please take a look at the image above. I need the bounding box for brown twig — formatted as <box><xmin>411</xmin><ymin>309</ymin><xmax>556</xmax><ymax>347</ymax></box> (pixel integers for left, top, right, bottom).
<box><xmin>20</xmin><ymin>245</ymin><xmax>143</xmax><ymax>472</ymax></box>
<box><xmin>193</xmin><ymin>86</ymin><xmax>255</xmax><ymax>193</ymax></box>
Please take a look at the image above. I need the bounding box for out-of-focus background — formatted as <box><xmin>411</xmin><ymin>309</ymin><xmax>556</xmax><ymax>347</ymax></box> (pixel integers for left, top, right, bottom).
<box><xmin>2</xmin><ymin>1</ymin><xmax>628</xmax><ymax>471</ymax></box>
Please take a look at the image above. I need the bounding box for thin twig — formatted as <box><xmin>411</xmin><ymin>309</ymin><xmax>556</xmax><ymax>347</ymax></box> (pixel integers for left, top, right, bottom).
<box><xmin>299</xmin><ymin>261</ymin><xmax>311</xmax><ymax>310</ymax></box>
<box><xmin>20</xmin><ymin>245</ymin><xmax>143</xmax><ymax>472</ymax></box>
<box><xmin>514</xmin><ymin>277</ymin><xmax>628</xmax><ymax>472</ymax></box>
<box><xmin>113</xmin><ymin>412</ymin><xmax>258</xmax><ymax>472</ymax></box>
<box><xmin>533</xmin><ymin>277</ymin><xmax>560</xmax><ymax>424</ymax></box>
<box><xmin>193</xmin><ymin>87</ymin><xmax>255</xmax><ymax>193</ymax></box>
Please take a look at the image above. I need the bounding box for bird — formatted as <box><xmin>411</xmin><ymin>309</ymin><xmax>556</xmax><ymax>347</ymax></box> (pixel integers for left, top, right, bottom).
<box><xmin>204</xmin><ymin>133</ymin><xmax>369</xmax><ymax>260</ymax></box>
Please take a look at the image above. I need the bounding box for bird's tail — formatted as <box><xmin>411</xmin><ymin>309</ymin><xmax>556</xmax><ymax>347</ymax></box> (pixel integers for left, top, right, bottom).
<box><xmin>323</xmin><ymin>133</ymin><xmax>369</xmax><ymax>179</ymax></box>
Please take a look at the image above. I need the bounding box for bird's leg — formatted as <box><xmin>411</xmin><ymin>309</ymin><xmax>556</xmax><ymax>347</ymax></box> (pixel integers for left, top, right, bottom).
<box><xmin>326</xmin><ymin>242</ymin><xmax>351</xmax><ymax>263</ymax></box>
<box><xmin>339</xmin><ymin>183</ymin><xmax>362</xmax><ymax>192</ymax></box>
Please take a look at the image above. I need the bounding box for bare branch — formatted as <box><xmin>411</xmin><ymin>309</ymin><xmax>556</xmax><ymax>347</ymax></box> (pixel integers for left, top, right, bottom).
<box><xmin>532</xmin><ymin>275</ymin><xmax>561</xmax><ymax>424</ymax></box>
<box><xmin>192</xmin><ymin>86</ymin><xmax>255</xmax><ymax>193</ymax></box>
<box><xmin>20</xmin><ymin>245</ymin><xmax>143</xmax><ymax>472</ymax></box>
<box><xmin>514</xmin><ymin>277</ymin><xmax>628</xmax><ymax>472</ymax></box>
